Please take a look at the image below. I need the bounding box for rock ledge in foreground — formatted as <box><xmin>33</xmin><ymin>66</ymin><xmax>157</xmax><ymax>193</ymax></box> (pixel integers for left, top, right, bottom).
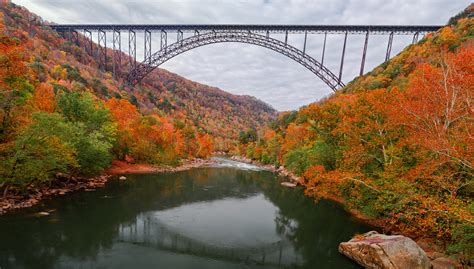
<box><xmin>339</xmin><ymin>231</ymin><xmax>430</xmax><ymax>269</ymax></box>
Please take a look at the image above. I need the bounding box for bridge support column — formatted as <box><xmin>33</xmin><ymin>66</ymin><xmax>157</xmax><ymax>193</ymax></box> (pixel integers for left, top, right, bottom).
<box><xmin>83</xmin><ymin>29</ymin><xmax>93</xmax><ymax>56</ymax></box>
<box><xmin>69</xmin><ymin>30</ymin><xmax>79</xmax><ymax>47</ymax></box>
<box><xmin>129</xmin><ymin>30</ymin><xmax>136</xmax><ymax>69</ymax></box>
<box><xmin>412</xmin><ymin>32</ymin><xmax>419</xmax><ymax>44</ymax></box>
<box><xmin>112</xmin><ymin>29</ymin><xmax>121</xmax><ymax>77</ymax></box>
<box><xmin>385</xmin><ymin>32</ymin><xmax>394</xmax><ymax>62</ymax></box>
<box><xmin>67</xmin><ymin>28</ymin><xmax>72</xmax><ymax>43</ymax></box>
<box><xmin>284</xmin><ymin>30</ymin><xmax>288</xmax><ymax>45</ymax></box>
<box><xmin>338</xmin><ymin>31</ymin><xmax>348</xmax><ymax>82</ymax></box>
<box><xmin>360</xmin><ymin>31</ymin><xmax>369</xmax><ymax>76</ymax></box>
<box><xmin>161</xmin><ymin>30</ymin><xmax>167</xmax><ymax>52</ymax></box>
<box><xmin>321</xmin><ymin>32</ymin><xmax>327</xmax><ymax>67</ymax></box>
<box><xmin>177</xmin><ymin>30</ymin><xmax>183</xmax><ymax>45</ymax></box>
<box><xmin>98</xmin><ymin>29</ymin><xmax>107</xmax><ymax>70</ymax></box>
<box><xmin>303</xmin><ymin>30</ymin><xmax>307</xmax><ymax>55</ymax></box>
<box><xmin>194</xmin><ymin>30</ymin><xmax>199</xmax><ymax>41</ymax></box>
<box><xmin>266</xmin><ymin>30</ymin><xmax>269</xmax><ymax>39</ymax></box>
<box><xmin>145</xmin><ymin>29</ymin><xmax>152</xmax><ymax>63</ymax></box>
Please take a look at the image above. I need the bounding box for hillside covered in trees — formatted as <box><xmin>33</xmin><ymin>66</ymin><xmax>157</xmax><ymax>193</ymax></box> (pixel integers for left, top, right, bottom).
<box><xmin>0</xmin><ymin>2</ymin><xmax>278</xmax><ymax>190</ymax></box>
<box><xmin>238</xmin><ymin>7</ymin><xmax>473</xmax><ymax>261</ymax></box>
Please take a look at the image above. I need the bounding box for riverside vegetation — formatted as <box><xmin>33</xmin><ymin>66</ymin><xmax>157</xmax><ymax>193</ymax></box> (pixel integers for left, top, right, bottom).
<box><xmin>0</xmin><ymin>1</ymin><xmax>473</xmax><ymax>266</ymax></box>
<box><xmin>236</xmin><ymin>6</ymin><xmax>474</xmax><ymax>264</ymax></box>
<box><xmin>0</xmin><ymin>2</ymin><xmax>275</xmax><ymax>197</ymax></box>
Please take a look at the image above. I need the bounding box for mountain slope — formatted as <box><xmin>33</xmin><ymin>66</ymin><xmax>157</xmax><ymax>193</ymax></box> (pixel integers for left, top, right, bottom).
<box><xmin>137</xmin><ymin>68</ymin><xmax>277</xmax><ymax>149</ymax></box>
<box><xmin>0</xmin><ymin>2</ymin><xmax>277</xmax><ymax>151</ymax></box>
<box><xmin>238</xmin><ymin>6</ymin><xmax>473</xmax><ymax>257</ymax></box>
<box><xmin>0</xmin><ymin>1</ymin><xmax>278</xmax><ymax>192</ymax></box>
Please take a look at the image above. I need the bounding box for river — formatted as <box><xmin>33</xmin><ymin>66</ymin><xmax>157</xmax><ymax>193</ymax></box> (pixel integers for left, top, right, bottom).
<box><xmin>0</xmin><ymin>158</ymin><xmax>372</xmax><ymax>268</ymax></box>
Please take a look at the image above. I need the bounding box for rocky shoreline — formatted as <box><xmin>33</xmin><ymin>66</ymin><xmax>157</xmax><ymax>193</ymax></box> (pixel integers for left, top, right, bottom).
<box><xmin>228</xmin><ymin>155</ymin><xmax>302</xmax><ymax>183</ymax></box>
<box><xmin>105</xmin><ymin>158</ymin><xmax>216</xmax><ymax>175</ymax></box>
<box><xmin>0</xmin><ymin>158</ymin><xmax>215</xmax><ymax>215</ymax></box>
<box><xmin>0</xmin><ymin>174</ymin><xmax>112</xmax><ymax>215</ymax></box>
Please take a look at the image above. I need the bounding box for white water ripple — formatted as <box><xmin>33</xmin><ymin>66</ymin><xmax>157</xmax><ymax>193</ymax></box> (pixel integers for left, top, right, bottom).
<box><xmin>209</xmin><ymin>157</ymin><xmax>263</xmax><ymax>171</ymax></box>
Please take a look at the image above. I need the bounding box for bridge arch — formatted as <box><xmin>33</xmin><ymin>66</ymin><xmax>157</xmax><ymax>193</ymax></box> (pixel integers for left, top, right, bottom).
<box><xmin>126</xmin><ymin>30</ymin><xmax>345</xmax><ymax>91</ymax></box>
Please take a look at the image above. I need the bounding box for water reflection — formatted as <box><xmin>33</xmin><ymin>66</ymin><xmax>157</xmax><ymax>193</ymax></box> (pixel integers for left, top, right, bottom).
<box><xmin>0</xmin><ymin>162</ymin><xmax>370</xmax><ymax>268</ymax></box>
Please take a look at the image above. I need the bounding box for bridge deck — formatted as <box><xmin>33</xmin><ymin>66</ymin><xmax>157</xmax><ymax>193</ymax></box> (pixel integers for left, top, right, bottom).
<box><xmin>50</xmin><ymin>24</ymin><xmax>443</xmax><ymax>34</ymax></box>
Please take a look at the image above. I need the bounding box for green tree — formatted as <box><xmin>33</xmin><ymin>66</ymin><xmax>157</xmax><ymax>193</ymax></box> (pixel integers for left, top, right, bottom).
<box><xmin>239</xmin><ymin>129</ymin><xmax>257</xmax><ymax>144</ymax></box>
<box><xmin>0</xmin><ymin>112</ymin><xmax>77</xmax><ymax>186</ymax></box>
<box><xmin>57</xmin><ymin>92</ymin><xmax>116</xmax><ymax>174</ymax></box>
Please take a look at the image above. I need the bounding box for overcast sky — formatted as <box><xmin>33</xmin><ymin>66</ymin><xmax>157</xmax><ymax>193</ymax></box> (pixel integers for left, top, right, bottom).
<box><xmin>13</xmin><ymin>0</ymin><xmax>470</xmax><ymax>111</ymax></box>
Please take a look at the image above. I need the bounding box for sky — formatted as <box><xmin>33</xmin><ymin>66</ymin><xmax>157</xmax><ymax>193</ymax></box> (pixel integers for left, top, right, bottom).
<box><xmin>13</xmin><ymin>0</ymin><xmax>470</xmax><ymax>111</ymax></box>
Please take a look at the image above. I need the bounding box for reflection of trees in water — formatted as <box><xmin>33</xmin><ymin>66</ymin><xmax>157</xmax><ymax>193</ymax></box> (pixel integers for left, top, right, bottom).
<box><xmin>275</xmin><ymin>214</ymin><xmax>298</xmax><ymax>240</ymax></box>
<box><xmin>257</xmin><ymin>180</ymin><xmax>369</xmax><ymax>269</ymax></box>
<box><xmin>0</xmin><ymin>167</ymin><xmax>369</xmax><ymax>268</ymax></box>
<box><xmin>0</xmin><ymin>168</ymin><xmax>268</xmax><ymax>268</ymax></box>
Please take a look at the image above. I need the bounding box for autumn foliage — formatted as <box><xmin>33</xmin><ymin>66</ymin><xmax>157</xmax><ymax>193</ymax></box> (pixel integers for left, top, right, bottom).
<box><xmin>239</xmin><ymin>16</ymin><xmax>474</xmax><ymax>254</ymax></box>
<box><xmin>0</xmin><ymin>2</ymin><xmax>217</xmax><ymax>188</ymax></box>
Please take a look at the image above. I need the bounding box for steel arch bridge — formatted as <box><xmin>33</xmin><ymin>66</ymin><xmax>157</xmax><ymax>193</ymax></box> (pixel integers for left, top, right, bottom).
<box><xmin>129</xmin><ymin>30</ymin><xmax>345</xmax><ymax>90</ymax></box>
<box><xmin>50</xmin><ymin>24</ymin><xmax>443</xmax><ymax>91</ymax></box>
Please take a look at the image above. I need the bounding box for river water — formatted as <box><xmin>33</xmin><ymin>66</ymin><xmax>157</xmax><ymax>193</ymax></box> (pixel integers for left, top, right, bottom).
<box><xmin>0</xmin><ymin>158</ymin><xmax>372</xmax><ymax>268</ymax></box>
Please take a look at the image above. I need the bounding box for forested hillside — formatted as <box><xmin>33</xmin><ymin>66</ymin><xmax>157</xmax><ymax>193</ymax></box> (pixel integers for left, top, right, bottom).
<box><xmin>238</xmin><ymin>6</ymin><xmax>473</xmax><ymax>260</ymax></box>
<box><xmin>0</xmin><ymin>2</ymin><xmax>276</xmax><ymax>189</ymax></box>
<box><xmin>0</xmin><ymin>2</ymin><xmax>276</xmax><ymax>152</ymax></box>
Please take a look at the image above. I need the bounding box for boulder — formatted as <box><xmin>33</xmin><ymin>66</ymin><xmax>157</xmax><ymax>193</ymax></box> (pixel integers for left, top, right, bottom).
<box><xmin>36</xmin><ymin>211</ymin><xmax>50</xmax><ymax>217</ymax></box>
<box><xmin>339</xmin><ymin>231</ymin><xmax>431</xmax><ymax>269</ymax></box>
<box><xmin>430</xmin><ymin>257</ymin><xmax>459</xmax><ymax>269</ymax></box>
<box><xmin>280</xmin><ymin>182</ymin><xmax>296</xmax><ymax>188</ymax></box>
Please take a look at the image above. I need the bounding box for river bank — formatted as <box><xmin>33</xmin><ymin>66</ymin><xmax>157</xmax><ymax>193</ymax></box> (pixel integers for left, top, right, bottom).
<box><xmin>105</xmin><ymin>158</ymin><xmax>217</xmax><ymax>174</ymax></box>
<box><xmin>0</xmin><ymin>159</ymin><xmax>373</xmax><ymax>268</ymax></box>
<box><xmin>227</xmin><ymin>155</ymin><xmax>464</xmax><ymax>267</ymax></box>
<box><xmin>0</xmin><ymin>156</ymin><xmax>463</xmax><ymax>267</ymax></box>
<box><xmin>0</xmin><ymin>158</ymin><xmax>216</xmax><ymax>215</ymax></box>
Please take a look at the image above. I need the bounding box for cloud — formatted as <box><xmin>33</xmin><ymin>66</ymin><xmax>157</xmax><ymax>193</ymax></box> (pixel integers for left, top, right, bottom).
<box><xmin>13</xmin><ymin>0</ymin><xmax>471</xmax><ymax>110</ymax></box>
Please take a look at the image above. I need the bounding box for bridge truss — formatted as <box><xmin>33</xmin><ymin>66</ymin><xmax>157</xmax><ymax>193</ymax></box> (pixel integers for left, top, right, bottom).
<box><xmin>50</xmin><ymin>24</ymin><xmax>442</xmax><ymax>91</ymax></box>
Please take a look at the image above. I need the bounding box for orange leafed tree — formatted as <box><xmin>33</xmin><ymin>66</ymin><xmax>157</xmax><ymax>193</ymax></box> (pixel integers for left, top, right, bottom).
<box><xmin>105</xmin><ymin>98</ymin><xmax>140</xmax><ymax>129</ymax></box>
<box><xmin>0</xmin><ymin>35</ymin><xmax>28</xmax><ymax>91</ymax></box>
<box><xmin>105</xmin><ymin>98</ymin><xmax>141</xmax><ymax>160</ymax></box>
<box><xmin>397</xmin><ymin>47</ymin><xmax>474</xmax><ymax>196</ymax></box>
<box><xmin>32</xmin><ymin>83</ymin><xmax>56</xmax><ymax>113</ymax></box>
<box><xmin>335</xmin><ymin>89</ymin><xmax>401</xmax><ymax>172</ymax></box>
<box><xmin>196</xmin><ymin>133</ymin><xmax>214</xmax><ymax>158</ymax></box>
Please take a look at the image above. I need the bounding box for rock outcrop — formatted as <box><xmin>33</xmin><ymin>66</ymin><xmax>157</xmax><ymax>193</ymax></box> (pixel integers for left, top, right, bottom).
<box><xmin>339</xmin><ymin>231</ymin><xmax>431</xmax><ymax>269</ymax></box>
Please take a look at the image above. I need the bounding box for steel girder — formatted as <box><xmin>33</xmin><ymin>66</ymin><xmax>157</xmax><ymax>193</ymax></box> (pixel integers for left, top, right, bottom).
<box><xmin>113</xmin><ymin>29</ymin><xmax>121</xmax><ymax>77</ymax></box>
<box><xmin>385</xmin><ymin>32</ymin><xmax>394</xmax><ymax>62</ymax></box>
<box><xmin>69</xmin><ymin>30</ymin><xmax>79</xmax><ymax>46</ymax></box>
<box><xmin>129</xmin><ymin>30</ymin><xmax>136</xmax><ymax>69</ymax></box>
<box><xmin>51</xmin><ymin>24</ymin><xmax>442</xmax><ymax>35</ymax></box>
<box><xmin>144</xmin><ymin>29</ymin><xmax>152</xmax><ymax>63</ymax></box>
<box><xmin>321</xmin><ymin>32</ymin><xmax>327</xmax><ymax>67</ymax></box>
<box><xmin>97</xmin><ymin>29</ymin><xmax>107</xmax><ymax>70</ymax></box>
<box><xmin>412</xmin><ymin>32</ymin><xmax>420</xmax><ymax>44</ymax></box>
<box><xmin>126</xmin><ymin>30</ymin><xmax>345</xmax><ymax>91</ymax></box>
<box><xmin>360</xmin><ymin>31</ymin><xmax>369</xmax><ymax>76</ymax></box>
<box><xmin>338</xmin><ymin>32</ymin><xmax>348</xmax><ymax>81</ymax></box>
<box><xmin>83</xmin><ymin>29</ymin><xmax>93</xmax><ymax>56</ymax></box>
